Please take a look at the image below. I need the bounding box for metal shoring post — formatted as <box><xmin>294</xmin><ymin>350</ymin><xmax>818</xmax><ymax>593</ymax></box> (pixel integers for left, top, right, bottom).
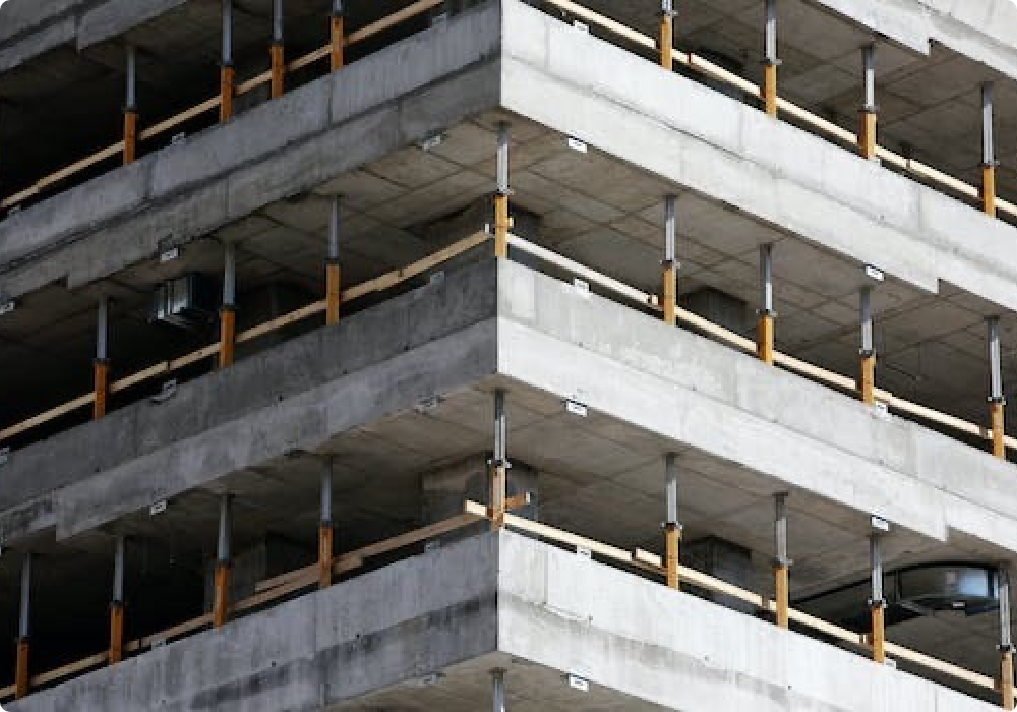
<box><xmin>110</xmin><ymin>536</ymin><xmax>126</xmax><ymax>664</ymax></box>
<box><xmin>858</xmin><ymin>43</ymin><xmax>878</xmax><ymax>159</ymax></box>
<box><xmin>494</xmin><ymin>123</ymin><xmax>511</xmax><ymax>258</ymax></box>
<box><xmin>14</xmin><ymin>553</ymin><xmax>31</xmax><ymax>699</ymax></box>
<box><xmin>94</xmin><ymin>296</ymin><xmax>111</xmax><ymax>419</ymax></box>
<box><xmin>123</xmin><ymin>45</ymin><xmax>138</xmax><ymax>164</ymax></box>
<box><xmin>220</xmin><ymin>242</ymin><xmax>237</xmax><ymax>368</ymax></box>
<box><xmin>989</xmin><ymin>316</ymin><xmax>1007</xmax><ymax>458</ymax></box>
<box><xmin>662</xmin><ymin>195</ymin><xmax>677</xmax><ymax>326</ymax></box>
<box><xmin>325</xmin><ymin>196</ymin><xmax>342</xmax><ymax>325</ymax></box>
<box><xmin>858</xmin><ymin>285</ymin><xmax>876</xmax><ymax>405</ymax></box>
<box><xmin>319</xmin><ymin>459</ymin><xmax>335</xmax><ymax>588</ymax></box>
<box><xmin>762</xmin><ymin>0</ymin><xmax>780</xmax><ymax>117</ymax></box>
<box><xmin>220</xmin><ymin>0</ymin><xmax>236</xmax><ymax>122</ymax></box>
<box><xmin>774</xmin><ymin>492</ymin><xmax>791</xmax><ymax>629</ymax></box>
<box><xmin>659</xmin><ymin>0</ymin><xmax>675</xmax><ymax>70</ymax></box>
<box><xmin>664</xmin><ymin>453</ymin><xmax>681</xmax><ymax>590</ymax></box>
<box><xmin>758</xmin><ymin>243</ymin><xmax>775</xmax><ymax>364</ymax></box>
<box><xmin>1000</xmin><ymin>564</ymin><xmax>1015</xmax><ymax>709</ymax></box>
<box><xmin>869</xmin><ymin>527</ymin><xmax>887</xmax><ymax>663</ymax></box>
<box><xmin>982</xmin><ymin>82</ymin><xmax>999</xmax><ymax>217</ymax></box>
<box><xmin>492</xmin><ymin>668</ymin><xmax>506</xmax><ymax>712</ymax></box>
<box><xmin>489</xmin><ymin>390</ymin><xmax>508</xmax><ymax>530</ymax></box>
<box><xmin>270</xmin><ymin>0</ymin><xmax>286</xmax><ymax>99</ymax></box>
<box><xmin>213</xmin><ymin>494</ymin><xmax>233</xmax><ymax>628</ymax></box>
<box><xmin>331</xmin><ymin>0</ymin><xmax>346</xmax><ymax>71</ymax></box>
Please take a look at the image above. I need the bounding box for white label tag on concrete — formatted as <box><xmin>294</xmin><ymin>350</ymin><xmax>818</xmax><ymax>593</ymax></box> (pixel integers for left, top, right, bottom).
<box><xmin>567</xmin><ymin>674</ymin><xmax>590</xmax><ymax>692</ymax></box>
<box><xmin>565</xmin><ymin>400</ymin><xmax>588</xmax><ymax>417</ymax></box>
<box><xmin>150</xmin><ymin>500</ymin><xmax>168</xmax><ymax>516</ymax></box>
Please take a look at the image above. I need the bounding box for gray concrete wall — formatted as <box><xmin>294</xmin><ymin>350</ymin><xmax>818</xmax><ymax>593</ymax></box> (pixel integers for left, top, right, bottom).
<box><xmin>500</xmin><ymin>0</ymin><xmax>1017</xmax><ymax>315</ymax></box>
<box><xmin>7</xmin><ymin>531</ymin><xmax>500</xmax><ymax>712</ymax></box>
<box><xmin>499</xmin><ymin>530</ymin><xmax>1000</xmax><ymax>712</ymax></box>
<box><xmin>0</xmin><ymin>1</ymin><xmax>501</xmax><ymax>300</ymax></box>
<box><xmin>0</xmin><ymin>0</ymin><xmax>188</xmax><ymax>74</ymax></box>
<box><xmin>0</xmin><ymin>258</ymin><xmax>498</xmax><ymax>543</ymax></box>
<box><xmin>495</xmin><ymin>258</ymin><xmax>1017</xmax><ymax>555</ymax></box>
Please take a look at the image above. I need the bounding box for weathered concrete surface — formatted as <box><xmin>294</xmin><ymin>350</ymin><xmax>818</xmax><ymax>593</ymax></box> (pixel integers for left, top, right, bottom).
<box><xmin>0</xmin><ymin>0</ymin><xmax>188</xmax><ymax>73</ymax></box>
<box><xmin>501</xmin><ymin>0</ymin><xmax>1017</xmax><ymax>315</ymax></box>
<box><xmin>7</xmin><ymin>531</ymin><xmax>1001</xmax><ymax>711</ymax></box>
<box><xmin>0</xmin><ymin>1</ymin><xmax>500</xmax><ymax>300</ymax></box>
<box><xmin>495</xmin><ymin>259</ymin><xmax>1017</xmax><ymax>555</ymax></box>
<box><xmin>6</xmin><ymin>532</ymin><xmax>500</xmax><ymax>712</ymax></box>
<box><xmin>0</xmin><ymin>258</ymin><xmax>498</xmax><ymax>542</ymax></box>
<box><xmin>499</xmin><ymin>530</ymin><xmax>1000</xmax><ymax>712</ymax></box>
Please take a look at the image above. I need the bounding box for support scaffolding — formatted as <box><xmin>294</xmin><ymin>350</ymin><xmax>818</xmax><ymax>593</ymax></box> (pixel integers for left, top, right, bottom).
<box><xmin>270</xmin><ymin>0</ymin><xmax>286</xmax><ymax>99</ymax></box>
<box><xmin>489</xmin><ymin>390</ymin><xmax>508</xmax><ymax>531</ymax></box>
<box><xmin>93</xmin><ymin>297</ymin><xmax>111</xmax><ymax>420</ymax></box>
<box><xmin>662</xmin><ymin>195</ymin><xmax>677</xmax><ymax>326</ymax></box>
<box><xmin>773</xmin><ymin>492</ymin><xmax>790</xmax><ymax>629</ymax></box>
<box><xmin>664</xmin><ymin>453</ymin><xmax>680</xmax><ymax>590</ymax></box>
<box><xmin>325</xmin><ymin>196</ymin><xmax>342</xmax><ymax>326</ymax></box>
<box><xmin>858</xmin><ymin>43</ymin><xmax>877</xmax><ymax>160</ymax></box>
<box><xmin>220</xmin><ymin>0</ymin><xmax>236</xmax><ymax>122</ymax></box>
<box><xmin>982</xmin><ymin>82</ymin><xmax>998</xmax><ymax>218</ymax></box>
<box><xmin>762</xmin><ymin>0</ymin><xmax>779</xmax><ymax>118</ymax></box>
<box><xmin>213</xmin><ymin>494</ymin><xmax>233</xmax><ymax>629</ymax></box>
<box><xmin>757</xmin><ymin>243</ymin><xmax>775</xmax><ymax>364</ymax></box>
<box><xmin>109</xmin><ymin>536</ymin><xmax>126</xmax><ymax>665</ymax></box>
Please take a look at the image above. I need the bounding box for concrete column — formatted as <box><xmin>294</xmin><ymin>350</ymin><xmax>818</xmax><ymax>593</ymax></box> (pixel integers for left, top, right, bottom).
<box><xmin>858</xmin><ymin>286</ymin><xmax>875</xmax><ymax>405</ymax></box>
<box><xmin>325</xmin><ymin>196</ymin><xmax>343</xmax><ymax>326</ymax></box>
<box><xmin>319</xmin><ymin>459</ymin><xmax>335</xmax><ymax>589</ymax></box>
<box><xmin>1000</xmin><ymin>564</ymin><xmax>1015</xmax><ymax>710</ymax></box>
<box><xmin>757</xmin><ymin>243</ymin><xmax>775</xmax><ymax>364</ymax></box>
<box><xmin>664</xmin><ymin>453</ymin><xmax>681</xmax><ymax>590</ymax></box>
<box><xmin>123</xmin><ymin>44</ymin><xmax>138</xmax><ymax>165</ymax></box>
<box><xmin>270</xmin><ymin>0</ymin><xmax>286</xmax><ymax>99</ymax></box>
<box><xmin>982</xmin><ymin>82</ymin><xmax>998</xmax><ymax>218</ymax></box>
<box><xmin>773</xmin><ymin>492</ymin><xmax>790</xmax><ymax>629</ymax></box>
<box><xmin>331</xmin><ymin>0</ymin><xmax>345</xmax><ymax>71</ymax></box>
<box><xmin>93</xmin><ymin>296</ymin><xmax>111</xmax><ymax>419</ymax></box>
<box><xmin>109</xmin><ymin>536</ymin><xmax>126</xmax><ymax>665</ymax></box>
<box><xmin>762</xmin><ymin>0</ymin><xmax>779</xmax><ymax>117</ymax></box>
<box><xmin>493</xmin><ymin>122</ymin><xmax>511</xmax><ymax>258</ymax></box>
<box><xmin>213</xmin><ymin>494</ymin><xmax>233</xmax><ymax>628</ymax></box>
<box><xmin>869</xmin><ymin>529</ymin><xmax>886</xmax><ymax>663</ymax></box>
<box><xmin>220</xmin><ymin>0</ymin><xmax>236</xmax><ymax>122</ymax></box>
<box><xmin>662</xmin><ymin>195</ymin><xmax>678</xmax><ymax>326</ymax></box>
<box><xmin>659</xmin><ymin>0</ymin><xmax>675</xmax><ymax>70</ymax></box>
<box><xmin>489</xmin><ymin>390</ymin><xmax>508</xmax><ymax>530</ymax></box>
<box><xmin>989</xmin><ymin>316</ymin><xmax>1007</xmax><ymax>459</ymax></box>
<box><xmin>491</xmin><ymin>668</ymin><xmax>506</xmax><ymax>712</ymax></box>
<box><xmin>220</xmin><ymin>242</ymin><xmax>237</xmax><ymax>369</ymax></box>
<box><xmin>858</xmin><ymin>43</ymin><xmax>877</xmax><ymax>159</ymax></box>
<box><xmin>14</xmin><ymin>553</ymin><xmax>31</xmax><ymax>699</ymax></box>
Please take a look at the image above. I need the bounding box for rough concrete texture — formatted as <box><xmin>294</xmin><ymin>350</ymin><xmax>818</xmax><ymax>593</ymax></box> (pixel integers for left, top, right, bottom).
<box><xmin>0</xmin><ymin>0</ymin><xmax>188</xmax><ymax>73</ymax></box>
<box><xmin>0</xmin><ymin>258</ymin><xmax>498</xmax><ymax>542</ymax></box>
<box><xmin>0</xmin><ymin>1</ymin><xmax>500</xmax><ymax>300</ymax></box>
<box><xmin>6</xmin><ymin>531</ymin><xmax>499</xmax><ymax>712</ymax></box>
<box><xmin>499</xmin><ymin>530</ymin><xmax>1000</xmax><ymax>712</ymax></box>
<box><xmin>495</xmin><ymin>259</ymin><xmax>1017</xmax><ymax>554</ymax></box>
<box><xmin>500</xmin><ymin>0</ymin><xmax>1017</xmax><ymax>315</ymax></box>
<box><xmin>8</xmin><ymin>531</ymin><xmax>1001</xmax><ymax>711</ymax></box>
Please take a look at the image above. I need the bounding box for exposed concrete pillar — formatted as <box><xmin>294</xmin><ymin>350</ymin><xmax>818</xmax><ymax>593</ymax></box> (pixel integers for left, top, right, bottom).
<box><xmin>1001</xmin><ymin>564</ymin><xmax>1015</xmax><ymax>709</ymax></box>
<box><xmin>331</xmin><ymin>0</ymin><xmax>346</xmax><ymax>71</ymax></box>
<box><xmin>982</xmin><ymin>82</ymin><xmax>998</xmax><ymax>218</ymax></box>
<box><xmin>14</xmin><ymin>553</ymin><xmax>31</xmax><ymax>699</ymax></box>
<box><xmin>491</xmin><ymin>668</ymin><xmax>506</xmax><ymax>712</ymax></box>
<box><xmin>664</xmin><ymin>453</ymin><xmax>681</xmax><ymax>590</ymax></box>
<box><xmin>489</xmin><ymin>390</ymin><xmax>508</xmax><ymax>530</ymax></box>
<box><xmin>858</xmin><ymin>43</ymin><xmax>877</xmax><ymax>160</ymax></box>
<box><xmin>659</xmin><ymin>0</ymin><xmax>675</xmax><ymax>70</ymax></box>
<box><xmin>213</xmin><ymin>493</ymin><xmax>233</xmax><ymax>629</ymax></box>
<box><xmin>661</xmin><ymin>195</ymin><xmax>678</xmax><ymax>326</ymax></box>
<box><xmin>989</xmin><ymin>316</ymin><xmax>1007</xmax><ymax>459</ymax></box>
<box><xmin>319</xmin><ymin>459</ymin><xmax>335</xmax><ymax>589</ymax></box>
<box><xmin>270</xmin><ymin>0</ymin><xmax>286</xmax><ymax>99</ymax></box>
<box><xmin>869</xmin><ymin>524</ymin><xmax>886</xmax><ymax>663</ymax></box>
<box><xmin>325</xmin><ymin>196</ymin><xmax>343</xmax><ymax>326</ymax></box>
<box><xmin>109</xmin><ymin>536</ymin><xmax>126</xmax><ymax>665</ymax></box>
<box><xmin>93</xmin><ymin>296</ymin><xmax>111</xmax><ymax>420</ymax></box>
<box><xmin>761</xmin><ymin>0</ymin><xmax>779</xmax><ymax>117</ymax></box>
<box><xmin>773</xmin><ymin>492</ymin><xmax>791</xmax><ymax>629</ymax></box>
<box><xmin>220</xmin><ymin>0</ymin><xmax>236</xmax><ymax>122</ymax></box>
<box><xmin>493</xmin><ymin>122</ymin><xmax>511</xmax><ymax>258</ymax></box>
<box><xmin>757</xmin><ymin>243</ymin><xmax>775</xmax><ymax>364</ymax></box>
<box><xmin>219</xmin><ymin>241</ymin><xmax>237</xmax><ymax>369</ymax></box>
<box><xmin>858</xmin><ymin>285</ymin><xmax>875</xmax><ymax>405</ymax></box>
<box><xmin>123</xmin><ymin>44</ymin><xmax>138</xmax><ymax>165</ymax></box>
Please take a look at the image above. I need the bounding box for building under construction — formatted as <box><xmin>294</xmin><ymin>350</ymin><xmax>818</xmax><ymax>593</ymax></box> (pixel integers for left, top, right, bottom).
<box><xmin>5</xmin><ymin>0</ymin><xmax>1017</xmax><ymax>709</ymax></box>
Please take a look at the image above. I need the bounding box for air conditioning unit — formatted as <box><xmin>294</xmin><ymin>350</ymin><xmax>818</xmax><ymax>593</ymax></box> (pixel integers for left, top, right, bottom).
<box><xmin>149</xmin><ymin>274</ymin><xmax>219</xmax><ymax>329</ymax></box>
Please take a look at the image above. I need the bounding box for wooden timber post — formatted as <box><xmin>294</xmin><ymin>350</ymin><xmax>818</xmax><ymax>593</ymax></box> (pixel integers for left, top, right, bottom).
<box><xmin>319</xmin><ymin>460</ymin><xmax>335</xmax><ymax>589</ymax></box>
<box><xmin>213</xmin><ymin>494</ymin><xmax>232</xmax><ymax>629</ymax></box>
<box><xmin>664</xmin><ymin>453</ymin><xmax>681</xmax><ymax>590</ymax></box>
<box><xmin>331</xmin><ymin>0</ymin><xmax>346</xmax><ymax>71</ymax></box>
<box><xmin>221</xmin><ymin>0</ymin><xmax>236</xmax><ymax>122</ymax></box>
<box><xmin>659</xmin><ymin>1</ymin><xmax>674</xmax><ymax>71</ymax></box>
<box><xmin>762</xmin><ymin>0</ymin><xmax>779</xmax><ymax>118</ymax></box>
<box><xmin>325</xmin><ymin>196</ymin><xmax>342</xmax><ymax>326</ymax></box>
<box><xmin>490</xmin><ymin>390</ymin><xmax>508</xmax><ymax>531</ymax></box>
<box><xmin>109</xmin><ymin>536</ymin><xmax>126</xmax><ymax>665</ymax></box>
<box><xmin>220</xmin><ymin>242</ymin><xmax>237</xmax><ymax>369</ymax></box>
<box><xmin>494</xmin><ymin>122</ymin><xmax>511</xmax><ymax>258</ymax></box>
<box><xmin>93</xmin><ymin>296</ymin><xmax>111</xmax><ymax>420</ymax></box>
<box><xmin>662</xmin><ymin>195</ymin><xmax>678</xmax><ymax>326</ymax></box>
<box><xmin>758</xmin><ymin>243</ymin><xmax>775</xmax><ymax>364</ymax></box>
<box><xmin>858</xmin><ymin>43</ymin><xmax>878</xmax><ymax>160</ymax></box>
<box><xmin>14</xmin><ymin>554</ymin><xmax>31</xmax><ymax>699</ymax></box>
<box><xmin>123</xmin><ymin>45</ymin><xmax>138</xmax><ymax>165</ymax></box>
<box><xmin>773</xmin><ymin>492</ymin><xmax>790</xmax><ymax>629</ymax></box>
<box><xmin>270</xmin><ymin>0</ymin><xmax>286</xmax><ymax>100</ymax></box>
<box><xmin>989</xmin><ymin>316</ymin><xmax>1007</xmax><ymax>459</ymax></box>
<box><xmin>982</xmin><ymin>82</ymin><xmax>998</xmax><ymax>218</ymax></box>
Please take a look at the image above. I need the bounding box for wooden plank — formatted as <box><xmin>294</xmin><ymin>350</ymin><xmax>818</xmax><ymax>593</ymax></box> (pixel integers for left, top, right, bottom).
<box><xmin>125</xmin><ymin>613</ymin><xmax>212</xmax><ymax>652</ymax></box>
<box><xmin>237</xmin><ymin>69</ymin><xmax>273</xmax><ymax>96</ymax></box>
<box><xmin>139</xmin><ymin>96</ymin><xmax>222</xmax><ymax>142</ymax></box>
<box><xmin>0</xmin><ymin>392</ymin><xmax>95</xmax><ymax>440</ymax></box>
<box><xmin>236</xmin><ymin>300</ymin><xmax>326</xmax><ymax>344</ymax></box>
<box><xmin>340</xmin><ymin>512</ymin><xmax>483</xmax><ymax>565</ymax></box>
<box><xmin>544</xmin><ymin>0</ymin><xmax>655</xmax><ymax>51</ymax></box>
<box><xmin>346</xmin><ymin>0</ymin><xmax>446</xmax><ymax>47</ymax></box>
<box><xmin>343</xmin><ymin>231</ymin><xmax>489</xmax><ymax>302</ymax></box>
<box><xmin>254</xmin><ymin>564</ymin><xmax>317</xmax><ymax>594</ymax></box>
<box><xmin>171</xmin><ymin>342</ymin><xmax>221</xmax><ymax>370</ymax></box>
<box><xmin>234</xmin><ymin>574</ymin><xmax>315</xmax><ymax>614</ymax></box>
<box><xmin>30</xmin><ymin>651</ymin><xmax>108</xmax><ymax>687</ymax></box>
<box><xmin>110</xmin><ymin>361</ymin><xmax>171</xmax><ymax>394</ymax></box>
<box><xmin>289</xmin><ymin>46</ymin><xmax>331</xmax><ymax>72</ymax></box>
<box><xmin>500</xmin><ymin>510</ymin><xmax>636</xmax><ymax>564</ymax></box>
<box><xmin>885</xmin><ymin>641</ymin><xmax>996</xmax><ymax>689</ymax></box>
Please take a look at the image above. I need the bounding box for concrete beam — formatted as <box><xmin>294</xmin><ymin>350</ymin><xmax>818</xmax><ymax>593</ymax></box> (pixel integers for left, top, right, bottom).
<box><xmin>0</xmin><ymin>1</ymin><xmax>501</xmax><ymax>301</ymax></box>
<box><xmin>501</xmin><ymin>0</ymin><xmax>1017</xmax><ymax>314</ymax></box>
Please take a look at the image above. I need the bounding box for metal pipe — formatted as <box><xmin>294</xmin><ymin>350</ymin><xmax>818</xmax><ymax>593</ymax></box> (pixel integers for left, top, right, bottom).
<box><xmin>990</xmin><ymin>316</ymin><xmax>1004</xmax><ymax>402</ymax></box>
<box><xmin>493</xmin><ymin>390</ymin><xmax>506</xmax><ymax>464</ymax></box>
<box><xmin>665</xmin><ymin>453</ymin><xmax>678</xmax><ymax>526</ymax></box>
<box><xmin>222</xmin><ymin>0</ymin><xmax>234</xmax><ymax>66</ymax></box>
<box><xmin>18</xmin><ymin>554</ymin><xmax>31</xmax><ymax>640</ymax></box>
<box><xmin>1002</xmin><ymin>565</ymin><xmax>1013</xmax><ymax>650</ymax></box>
<box><xmin>664</xmin><ymin>195</ymin><xmax>676</xmax><ymax>262</ymax></box>
<box><xmin>870</xmin><ymin>533</ymin><xmax>883</xmax><ymax>603</ymax></box>
<box><xmin>774</xmin><ymin>492</ymin><xmax>788</xmax><ymax>565</ymax></box>
<box><xmin>983</xmin><ymin>82</ymin><xmax>996</xmax><ymax>168</ymax></box>
<box><xmin>321</xmin><ymin>459</ymin><xmax>334</xmax><ymax>526</ymax></box>
<box><xmin>223</xmin><ymin>242</ymin><xmax>237</xmax><ymax>307</ymax></box>
<box><xmin>273</xmin><ymin>0</ymin><xmax>285</xmax><ymax>44</ymax></box>
<box><xmin>496</xmin><ymin>123</ymin><xmax>510</xmax><ymax>196</ymax></box>
<box><xmin>491</xmin><ymin>669</ymin><xmax>505</xmax><ymax>712</ymax></box>
<box><xmin>113</xmin><ymin>536</ymin><xmax>126</xmax><ymax>604</ymax></box>
<box><xmin>764</xmin><ymin>0</ymin><xmax>778</xmax><ymax>64</ymax></box>
<box><xmin>859</xmin><ymin>286</ymin><xmax>873</xmax><ymax>356</ymax></box>
<box><xmin>125</xmin><ymin>45</ymin><xmax>137</xmax><ymax>111</ymax></box>
<box><xmin>217</xmin><ymin>494</ymin><xmax>232</xmax><ymax>564</ymax></box>
<box><xmin>333</xmin><ymin>0</ymin><xmax>343</xmax><ymax>12</ymax></box>
<box><xmin>328</xmin><ymin>196</ymin><xmax>341</xmax><ymax>261</ymax></box>
<box><xmin>97</xmin><ymin>296</ymin><xmax>110</xmax><ymax>361</ymax></box>
<box><xmin>759</xmin><ymin>243</ymin><xmax>774</xmax><ymax>315</ymax></box>
<box><xmin>862</xmin><ymin>44</ymin><xmax>876</xmax><ymax>111</ymax></box>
